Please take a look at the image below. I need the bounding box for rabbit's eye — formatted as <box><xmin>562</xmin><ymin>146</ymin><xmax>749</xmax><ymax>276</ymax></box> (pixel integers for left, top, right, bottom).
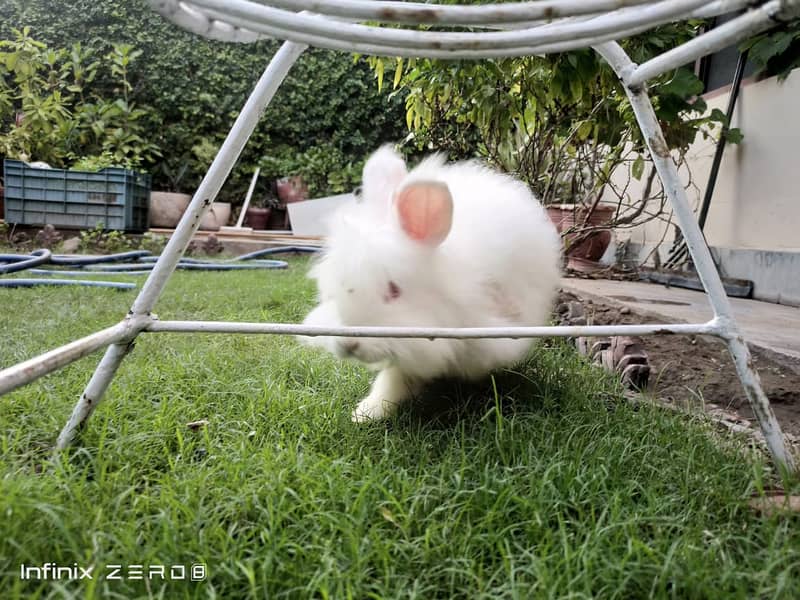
<box><xmin>384</xmin><ymin>280</ymin><xmax>402</xmax><ymax>303</ymax></box>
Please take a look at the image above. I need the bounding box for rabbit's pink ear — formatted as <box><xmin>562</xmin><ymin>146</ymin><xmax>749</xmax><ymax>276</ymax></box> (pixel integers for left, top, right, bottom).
<box><xmin>395</xmin><ymin>181</ymin><xmax>453</xmax><ymax>246</ymax></box>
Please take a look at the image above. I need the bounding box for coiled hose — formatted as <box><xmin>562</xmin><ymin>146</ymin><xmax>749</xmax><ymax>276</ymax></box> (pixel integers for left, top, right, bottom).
<box><xmin>0</xmin><ymin>246</ymin><xmax>317</xmax><ymax>290</ymax></box>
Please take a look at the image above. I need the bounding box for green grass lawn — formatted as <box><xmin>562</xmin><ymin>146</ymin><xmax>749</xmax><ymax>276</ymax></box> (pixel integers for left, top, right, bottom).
<box><xmin>1</xmin><ymin>256</ymin><xmax>798</xmax><ymax>599</ymax></box>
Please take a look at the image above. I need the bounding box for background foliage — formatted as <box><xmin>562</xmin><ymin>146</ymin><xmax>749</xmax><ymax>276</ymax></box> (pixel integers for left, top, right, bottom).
<box><xmin>741</xmin><ymin>18</ymin><xmax>800</xmax><ymax>80</ymax></box>
<box><xmin>364</xmin><ymin>11</ymin><xmax>797</xmax><ymax>245</ymax></box>
<box><xmin>0</xmin><ymin>0</ymin><xmax>407</xmax><ymax>203</ymax></box>
<box><xmin>368</xmin><ymin>21</ymin><xmax>733</xmax><ymax>243</ymax></box>
<box><xmin>1</xmin><ymin>1</ymin><xmax>797</xmax><ymax>213</ymax></box>
<box><xmin>0</xmin><ymin>27</ymin><xmax>160</xmax><ymax>170</ymax></box>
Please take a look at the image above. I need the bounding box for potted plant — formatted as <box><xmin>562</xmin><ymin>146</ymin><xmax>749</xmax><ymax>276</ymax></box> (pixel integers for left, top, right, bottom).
<box><xmin>547</xmin><ymin>202</ymin><xmax>616</xmax><ymax>267</ymax></box>
<box><xmin>276</xmin><ymin>175</ymin><xmax>308</xmax><ymax>204</ymax></box>
<box><xmin>149</xmin><ymin>158</ymin><xmax>231</xmax><ymax>231</ymax></box>
<box><xmin>199</xmin><ymin>200</ymin><xmax>231</xmax><ymax>231</ymax></box>
<box><xmin>188</xmin><ymin>140</ymin><xmax>232</xmax><ymax>231</ymax></box>
<box><xmin>149</xmin><ymin>160</ymin><xmax>192</xmax><ymax>229</ymax></box>
<box><xmin>375</xmin><ymin>48</ymin><xmax>729</xmax><ymax>273</ymax></box>
<box><xmin>242</xmin><ymin>193</ymin><xmax>277</xmax><ymax>230</ymax></box>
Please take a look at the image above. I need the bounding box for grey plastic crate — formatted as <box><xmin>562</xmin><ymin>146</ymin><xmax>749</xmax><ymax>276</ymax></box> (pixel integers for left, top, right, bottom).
<box><xmin>3</xmin><ymin>159</ymin><xmax>151</xmax><ymax>232</ymax></box>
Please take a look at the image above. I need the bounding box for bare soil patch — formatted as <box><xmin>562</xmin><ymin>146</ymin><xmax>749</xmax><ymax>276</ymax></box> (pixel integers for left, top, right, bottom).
<box><xmin>557</xmin><ymin>289</ymin><xmax>800</xmax><ymax>439</ymax></box>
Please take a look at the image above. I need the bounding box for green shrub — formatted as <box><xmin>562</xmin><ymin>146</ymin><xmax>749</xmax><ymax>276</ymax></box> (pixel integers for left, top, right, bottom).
<box><xmin>741</xmin><ymin>18</ymin><xmax>800</xmax><ymax>80</ymax></box>
<box><xmin>70</xmin><ymin>151</ymin><xmax>123</xmax><ymax>172</ymax></box>
<box><xmin>0</xmin><ymin>27</ymin><xmax>159</xmax><ymax>169</ymax></box>
<box><xmin>0</xmin><ymin>1</ymin><xmax>407</xmax><ymax>203</ymax></box>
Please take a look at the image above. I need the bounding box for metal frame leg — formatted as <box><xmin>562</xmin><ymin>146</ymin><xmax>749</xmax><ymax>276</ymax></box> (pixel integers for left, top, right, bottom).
<box><xmin>594</xmin><ymin>42</ymin><xmax>795</xmax><ymax>473</ymax></box>
<box><xmin>54</xmin><ymin>40</ymin><xmax>308</xmax><ymax>447</ymax></box>
<box><xmin>0</xmin><ymin>34</ymin><xmax>792</xmax><ymax>474</ymax></box>
<box><xmin>56</xmin><ymin>342</ymin><xmax>134</xmax><ymax>449</ymax></box>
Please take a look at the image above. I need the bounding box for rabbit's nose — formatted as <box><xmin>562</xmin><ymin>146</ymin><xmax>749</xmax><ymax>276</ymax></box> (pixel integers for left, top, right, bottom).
<box><xmin>340</xmin><ymin>340</ymin><xmax>360</xmax><ymax>356</ymax></box>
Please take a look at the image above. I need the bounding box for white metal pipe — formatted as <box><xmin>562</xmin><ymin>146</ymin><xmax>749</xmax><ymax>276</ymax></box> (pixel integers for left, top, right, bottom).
<box><xmin>254</xmin><ymin>0</ymin><xmax>661</xmax><ymax>25</ymax></box>
<box><xmin>199</xmin><ymin>7</ymin><xmax>652</xmax><ymax>59</ymax></box>
<box><xmin>0</xmin><ymin>322</ymin><xmax>132</xmax><ymax>396</ymax></box>
<box><xmin>724</xmin><ymin>334</ymin><xmax>796</xmax><ymax>473</ymax></box>
<box><xmin>691</xmin><ymin>0</ymin><xmax>759</xmax><ymax>19</ymax></box>
<box><xmin>187</xmin><ymin>0</ymin><xmax>708</xmax><ymax>52</ymax></box>
<box><xmin>147</xmin><ymin>0</ymin><xmax>775</xmax><ymax>57</ymax></box>
<box><xmin>594</xmin><ymin>40</ymin><xmax>795</xmax><ymax>473</ymax></box>
<box><xmin>148</xmin><ymin>0</ymin><xmax>263</xmax><ymax>42</ymax></box>
<box><xmin>149</xmin><ymin>0</ymin><xmax>764</xmax><ymax>49</ymax></box>
<box><xmin>130</xmin><ymin>41</ymin><xmax>307</xmax><ymax>316</ymax></box>
<box><xmin>628</xmin><ymin>0</ymin><xmax>784</xmax><ymax>87</ymax></box>
<box><xmin>247</xmin><ymin>0</ymin><xmax>781</xmax><ymax>23</ymax></box>
<box><xmin>235</xmin><ymin>167</ymin><xmax>261</xmax><ymax>228</ymax></box>
<box><xmin>56</xmin><ymin>342</ymin><xmax>134</xmax><ymax>449</ymax></box>
<box><xmin>595</xmin><ymin>42</ymin><xmax>738</xmax><ymax>320</ymax></box>
<box><xmin>3</xmin><ymin>0</ymin><xmax>790</xmax><ymax>477</ymax></box>
<box><xmin>145</xmin><ymin>319</ymin><xmax>719</xmax><ymax>338</ymax></box>
<box><xmin>43</xmin><ymin>41</ymin><xmax>310</xmax><ymax>447</ymax></box>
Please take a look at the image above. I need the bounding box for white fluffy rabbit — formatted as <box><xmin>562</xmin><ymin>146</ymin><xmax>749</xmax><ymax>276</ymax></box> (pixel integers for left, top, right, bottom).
<box><xmin>301</xmin><ymin>145</ymin><xmax>562</xmax><ymax>422</ymax></box>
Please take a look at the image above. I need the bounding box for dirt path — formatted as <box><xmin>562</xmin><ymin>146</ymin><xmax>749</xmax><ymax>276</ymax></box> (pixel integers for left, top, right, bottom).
<box><xmin>557</xmin><ymin>289</ymin><xmax>800</xmax><ymax>440</ymax></box>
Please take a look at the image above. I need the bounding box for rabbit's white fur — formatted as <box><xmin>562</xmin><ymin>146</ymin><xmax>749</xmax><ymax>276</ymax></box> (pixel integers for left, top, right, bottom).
<box><xmin>301</xmin><ymin>145</ymin><xmax>561</xmax><ymax>422</ymax></box>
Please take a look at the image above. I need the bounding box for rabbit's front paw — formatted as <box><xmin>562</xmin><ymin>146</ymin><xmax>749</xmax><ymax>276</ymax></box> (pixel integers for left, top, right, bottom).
<box><xmin>351</xmin><ymin>395</ymin><xmax>396</xmax><ymax>423</ymax></box>
<box><xmin>351</xmin><ymin>367</ymin><xmax>416</xmax><ymax>423</ymax></box>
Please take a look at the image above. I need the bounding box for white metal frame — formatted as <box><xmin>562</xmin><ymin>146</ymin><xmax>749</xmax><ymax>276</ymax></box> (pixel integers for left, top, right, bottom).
<box><xmin>1</xmin><ymin>0</ymin><xmax>797</xmax><ymax>472</ymax></box>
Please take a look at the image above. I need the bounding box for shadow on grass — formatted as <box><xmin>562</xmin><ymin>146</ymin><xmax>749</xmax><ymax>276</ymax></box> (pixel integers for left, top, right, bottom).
<box><xmin>386</xmin><ymin>339</ymin><xmax>622</xmax><ymax>431</ymax></box>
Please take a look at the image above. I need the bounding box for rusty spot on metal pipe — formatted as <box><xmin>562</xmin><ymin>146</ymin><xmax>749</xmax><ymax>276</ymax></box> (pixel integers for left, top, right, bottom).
<box><xmin>379</xmin><ymin>8</ymin><xmax>441</xmax><ymax>23</ymax></box>
<box><xmin>648</xmin><ymin>136</ymin><xmax>670</xmax><ymax>158</ymax></box>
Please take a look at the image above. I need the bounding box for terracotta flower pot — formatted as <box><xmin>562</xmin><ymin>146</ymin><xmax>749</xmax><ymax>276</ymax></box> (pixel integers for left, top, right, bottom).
<box><xmin>276</xmin><ymin>176</ymin><xmax>308</xmax><ymax>204</ymax></box>
<box><xmin>200</xmin><ymin>202</ymin><xmax>231</xmax><ymax>231</ymax></box>
<box><xmin>243</xmin><ymin>206</ymin><xmax>272</xmax><ymax>230</ymax></box>
<box><xmin>547</xmin><ymin>204</ymin><xmax>615</xmax><ymax>262</ymax></box>
<box><xmin>149</xmin><ymin>191</ymin><xmax>191</xmax><ymax>228</ymax></box>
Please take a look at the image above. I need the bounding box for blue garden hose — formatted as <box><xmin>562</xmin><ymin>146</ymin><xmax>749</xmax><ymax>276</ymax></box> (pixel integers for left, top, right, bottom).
<box><xmin>0</xmin><ymin>278</ymin><xmax>135</xmax><ymax>290</ymax></box>
<box><xmin>0</xmin><ymin>249</ymin><xmax>52</xmax><ymax>274</ymax></box>
<box><xmin>136</xmin><ymin>255</ymin><xmax>206</xmax><ymax>264</ymax></box>
<box><xmin>234</xmin><ymin>246</ymin><xmax>319</xmax><ymax>260</ymax></box>
<box><xmin>50</xmin><ymin>250</ymin><xmax>153</xmax><ymax>265</ymax></box>
<box><xmin>136</xmin><ymin>256</ymin><xmax>290</xmax><ymax>269</ymax></box>
<box><xmin>0</xmin><ymin>245</ymin><xmax>317</xmax><ymax>288</ymax></box>
<box><xmin>0</xmin><ymin>249</ymin><xmax>151</xmax><ymax>273</ymax></box>
<box><xmin>28</xmin><ymin>269</ymin><xmax>153</xmax><ymax>276</ymax></box>
<box><xmin>85</xmin><ymin>261</ymin><xmax>288</xmax><ymax>272</ymax></box>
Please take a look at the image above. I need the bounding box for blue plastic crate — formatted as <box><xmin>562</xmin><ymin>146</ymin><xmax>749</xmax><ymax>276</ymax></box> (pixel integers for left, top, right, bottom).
<box><xmin>3</xmin><ymin>159</ymin><xmax>151</xmax><ymax>232</ymax></box>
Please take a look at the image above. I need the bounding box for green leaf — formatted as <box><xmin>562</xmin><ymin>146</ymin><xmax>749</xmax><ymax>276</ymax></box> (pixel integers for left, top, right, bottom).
<box><xmin>725</xmin><ymin>128</ymin><xmax>744</xmax><ymax>144</ymax></box>
<box><xmin>375</xmin><ymin>59</ymin><xmax>384</xmax><ymax>93</ymax></box>
<box><xmin>749</xmin><ymin>34</ymin><xmax>792</xmax><ymax>66</ymax></box>
<box><xmin>659</xmin><ymin>68</ymin><xmax>704</xmax><ymax>99</ymax></box>
<box><xmin>631</xmin><ymin>154</ymin><xmax>645</xmax><ymax>180</ymax></box>
<box><xmin>576</xmin><ymin>120</ymin><xmax>593</xmax><ymax>141</ymax></box>
<box><xmin>570</xmin><ymin>77</ymin><xmax>584</xmax><ymax>102</ymax></box>
<box><xmin>708</xmin><ymin>108</ymin><xmax>728</xmax><ymax>126</ymax></box>
<box><xmin>393</xmin><ymin>58</ymin><xmax>404</xmax><ymax>89</ymax></box>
